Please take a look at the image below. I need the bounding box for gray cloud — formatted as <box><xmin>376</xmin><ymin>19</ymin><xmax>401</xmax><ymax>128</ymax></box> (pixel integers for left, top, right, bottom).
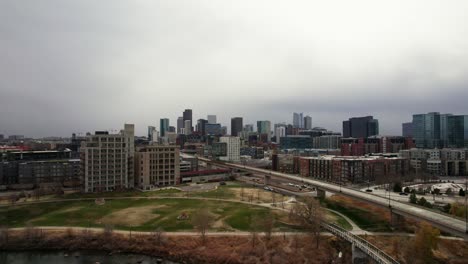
<box><xmin>1</xmin><ymin>0</ymin><xmax>468</xmax><ymax>137</ymax></box>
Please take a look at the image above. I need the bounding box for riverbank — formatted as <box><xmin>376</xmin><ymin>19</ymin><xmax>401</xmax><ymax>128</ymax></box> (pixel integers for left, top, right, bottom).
<box><xmin>0</xmin><ymin>229</ymin><xmax>351</xmax><ymax>264</ymax></box>
<box><xmin>0</xmin><ymin>250</ymin><xmax>174</xmax><ymax>264</ymax></box>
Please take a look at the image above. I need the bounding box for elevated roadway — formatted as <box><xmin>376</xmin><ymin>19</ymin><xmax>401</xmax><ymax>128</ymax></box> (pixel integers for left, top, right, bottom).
<box><xmin>197</xmin><ymin>156</ymin><xmax>468</xmax><ymax>239</ymax></box>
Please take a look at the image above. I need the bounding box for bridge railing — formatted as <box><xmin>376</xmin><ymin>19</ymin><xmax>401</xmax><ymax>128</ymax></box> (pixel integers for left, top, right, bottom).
<box><xmin>322</xmin><ymin>222</ymin><xmax>399</xmax><ymax>264</ymax></box>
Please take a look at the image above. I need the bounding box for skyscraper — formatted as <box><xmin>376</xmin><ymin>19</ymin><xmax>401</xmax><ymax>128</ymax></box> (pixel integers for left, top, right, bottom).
<box><xmin>231</xmin><ymin>117</ymin><xmax>243</xmax><ymax>136</ymax></box>
<box><xmin>402</xmin><ymin>122</ymin><xmax>413</xmax><ymax>137</ymax></box>
<box><xmin>257</xmin><ymin>120</ymin><xmax>271</xmax><ymax>142</ymax></box>
<box><xmin>197</xmin><ymin>119</ymin><xmax>208</xmax><ymax>135</ymax></box>
<box><xmin>412</xmin><ymin>112</ymin><xmax>447</xmax><ymax>148</ymax></box>
<box><xmin>275</xmin><ymin>126</ymin><xmax>286</xmax><ymax>144</ymax></box>
<box><xmin>207</xmin><ymin>115</ymin><xmax>217</xmax><ymax>124</ymax></box>
<box><xmin>184</xmin><ymin>120</ymin><xmax>192</xmax><ymax>135</ymax></box>
<box><xmin>177</xmin><ymin>117</ymin><xmax>184</xmax><ymax>134</ymax></box>
<box><xmin>304</xmin><ymin>116</ymin><xmax>312</xmax><ymax>130</ymax></box>
<box><xmin>183</xmin><ymin>109</ymin><xmax>193</xmax><ymax>132</ymax></box>
<box><xmin>160</xmin><ymin>118</ymin><xmax>169</xmax><ymax>137</ymax></box>
<box><xmin>447</xmin><ymin>115</ymin><xmax>468</xmax><ymax>148</ymax></box>
<box><xmin>342</xmin><ymin>116</ymin><xmax>379</xmax><ymax>138</ymax></box>
<box><xmin>293</xmin><ymin>112</ymin><xmax>303</xmax><ymax>128</ymax></box>
<box><xmin>148</xmin><ymin>126</ymin><xmax>156</xmax><ymax>142</ymax></box>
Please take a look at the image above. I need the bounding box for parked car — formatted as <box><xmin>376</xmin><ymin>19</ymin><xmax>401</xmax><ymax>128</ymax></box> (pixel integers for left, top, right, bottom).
<box><xmin>365</xmin><ymin>189</ymin><xmax>373</xmax><ymax>192</ymax></box>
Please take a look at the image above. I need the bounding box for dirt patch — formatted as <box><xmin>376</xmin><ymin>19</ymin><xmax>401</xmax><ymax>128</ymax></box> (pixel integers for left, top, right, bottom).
<box><xmin>59</xmin><ymin>206</ymin><xmax>82</xmax><ymax>213</ymax></box>
<box><xmin>98</xmin><ymin>205</ymin><xmax>165</xmax><ymax>226</ymax></box>
<box><xmin>231</xmin><ymin>188</ymin><xmax>288</xmax><ymax>203</ymax></box>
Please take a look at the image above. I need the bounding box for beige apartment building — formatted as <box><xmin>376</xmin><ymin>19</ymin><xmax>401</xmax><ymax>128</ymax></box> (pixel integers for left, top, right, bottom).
<box><xmin>80</xmin><ymin>124</ymin><xmax>135</xmax><ymax>193</ymax></box>
<box><xmin>135</xmin><ymin>145</ymin><xmax>180</xmax><ymax>190</ymax></box>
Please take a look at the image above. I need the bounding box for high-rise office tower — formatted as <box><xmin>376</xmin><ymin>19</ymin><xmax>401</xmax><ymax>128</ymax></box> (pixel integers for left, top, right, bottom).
<box><xmin>244</xmin><ymin>124</ymin><xmax>254</xmax><ymax>133</ymax></box>
<box><xmin>148</xmin><ymin>126</ymin><xmax>156</xmax><ymax>142</ymax></box>
<box><xmin>293</xmin><ymin>112</ymin><xmax>303</xmax><ymax>128</ymax></box>
<box><xmin>304</xmin><ymin>116</ymin><xmax>312</xmax><ymax>130</ymax></box>
<box><xmin>412</xmin><ymin>112</ymin><xmax>454</xmax><ymax>149</ymax></box>
<box><xmin>160</xmin><ymin>118</ymin><xmax>169</xmax><ymax>137</ymax></box>
<box><xmin>197</xmin><ymin>119</ymin><xmax>208</xmax><ymax>135</ymax></box>
<box><xmin>184</xmin><ymin>120</ymin><xmax>192</xmax><ymax>135</ymax></box>
<box><xmin>342</xmin><ymin>116</ymin><xmax>379</xmax><ymax>138</ymax></box>
<box><xmin>440</xmin><ymin>114</ymin><xmax>453</xmax><ymax>147</ymax></box>
<box><xmin>231</xmin><ymin>117</ymin><xmax>243</xmax><ymax>136</ymax></box>
<box><xmin>207</xmin><ymin>115</ymin><xmax>217</xmax><ymax>124</ymax></box>
<box><xmin>177</xmin><ymin>117</ymin><xmax>184</xmax><ymax>134</ymax></box>
<box><xmin>402</xmin><ymin>122</ymin><xmax>414</xmax><ymax>137</ymax></box>
<box><xmin>257</xmin><ymin>120</ymin><xmax>271</xmax><ymax>142</ymax></box>
<box><xmin>183</xmin><ymin>109</ymin><xmax>193</xmax><ymax>132</ymax></box>
<box><xmin>81</xmin><ymin>124</ymin><xmax>134</xmax><ymax>193</ymax></box>
<box><xmin>447</xmin><ymin>115</ymin><xmax>468</xmax><ymax>148</ymax></box>
<box><xmin>275</xmin><ymin>126</ymin><xmax>286</xmax><ymax>144</ymax></box>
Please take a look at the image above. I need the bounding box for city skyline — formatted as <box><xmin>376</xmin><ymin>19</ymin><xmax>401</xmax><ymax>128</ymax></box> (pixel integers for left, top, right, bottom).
<box><xmin>2</xmin><ymin>1</ymin><xmax>468</xmax><ymax>137</ymax></box>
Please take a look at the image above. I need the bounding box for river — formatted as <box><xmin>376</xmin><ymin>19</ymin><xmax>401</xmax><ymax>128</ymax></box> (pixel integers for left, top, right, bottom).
<box><xmin>0</xmin><ymin>250</ymin><xmax>178</xmax><ymax>264</ymax></box>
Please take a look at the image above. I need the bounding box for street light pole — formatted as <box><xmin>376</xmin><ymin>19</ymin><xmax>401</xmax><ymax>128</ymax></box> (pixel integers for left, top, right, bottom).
<box><xmin>465</xmin><ymin>174</ymin><xmax>467</xmax><ymax>234</ymax></box>
<box><xmin>339</xmin><ymin>173</ymin><xmax>342</xmax><ymax>193</ymax></box>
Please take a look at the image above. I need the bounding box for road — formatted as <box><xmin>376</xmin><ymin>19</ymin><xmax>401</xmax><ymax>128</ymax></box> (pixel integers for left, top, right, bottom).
<box><xmin>199</xmin><ymin>157</ymin><xmax>468</xmax><ymax>240</ymax></box>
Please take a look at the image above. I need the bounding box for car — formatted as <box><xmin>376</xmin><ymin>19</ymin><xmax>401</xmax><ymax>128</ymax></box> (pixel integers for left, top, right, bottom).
<box><xmin>219</xmin><ymin>181</ymin><xmax>226</xmax><ymax>186</ymax></box>
<box><xmin>399</xmin><ymin>192</ymin><xmax>408</xmax><ymax>196</ymax></box>
<box><xmin>365</xmin><ymin>189</ymin><xmax>373</xmax><ymax>192</ymax></box>
<box><xmin>288</xmin><ymin>183</ymin><xmax>294</xmax><ymax>186</ymax></box>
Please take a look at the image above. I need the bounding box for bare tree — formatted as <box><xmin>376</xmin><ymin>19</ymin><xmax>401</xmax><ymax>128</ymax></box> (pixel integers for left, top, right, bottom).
<box><xmin>293</xmin><ymin>234</ymin><xmax>300</xmax><ymax>251</ymax></box>
<box><xmin>24</xmin><ymin>224</ymin><xmax>39</xmax><ymax>240</ymax></box>
<box><xmin>33</xmin><ymin>188</ymin><xmax>43</xmax><ymax>201</ymax></box>
<box><xmin>260</xmin><ymin>214</ymin><xmax>275</xmax><ymax>242</ymax></box>
<box><xmin>192</xmin><ymin>208</ymin><xmax>214</xmax><ymax>245</ymax></box>
<box><xmin>9</xmin><ymin>194</ymin><xmax>18</xmax><ymax>205</ymax></box>
<box><xmin>271</xmin><ymin>192</ymin><xmax>276</xmax><ymax>206</ymax></box>
<box><xmin>256</xmin><ymin>188</ymin><xmax>261</xmax><ymax>203</ymax></box>
<box><xmin>240</xmin><ymin>187</ymin><xmax>245</xmax><ymax>201</ymax></box>
<box><xmin>290</xmin><ymin>196</ymin><xmax>323</xmax><ymax>249</ymax></box>
<box><xmin>249</xmin><ymin>215</ymin><xmax>260</xmax><ymax>250</ymax></box>
<box><xmin>0</xmin><ymin>226</ymin><xmax>9</xmax><ymax>244</ymax></box>
<box><xmin>56</xmin><ymin>188</ymin><xmax>65</xmax><ymax>198</ymax></box>
<box><xmin>152</xmin><ymin>227</ymin><xmax>165</xmax><ymax>245</ymax></box>
<box><xmin>248</xmin><ymin>194</ymin><xmax>254</xmax><ymax>203</ymax></box>
<box><xmin>103</xmin><ymin>224</ymin><xmax>114</xmax><ymax>237</ymax></box>
<box><xmin>66</xmin><ymin>227</ymin><xmax>74</xmax><ymax>238</ymax></box>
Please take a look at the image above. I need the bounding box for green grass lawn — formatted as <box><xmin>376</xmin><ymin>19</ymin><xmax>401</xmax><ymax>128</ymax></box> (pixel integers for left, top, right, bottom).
<box><xmin>322</xmin><ymin>199</ymin><xmax>391</xmax><ymax>232</ymax></box>
<box><xmin>0</xmin><ymin>198</ymin><xmax>296</xmax><ymax>232</ymax></box>
<box><xmin>327</xmin><ymin>211</ymin><xmax>353</xmax><ymax>231</ymax></box>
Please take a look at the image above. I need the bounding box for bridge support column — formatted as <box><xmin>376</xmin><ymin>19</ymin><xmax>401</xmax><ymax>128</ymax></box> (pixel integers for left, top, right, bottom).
<box><xmin>264</xmin><ymin>175</ymin><xmax>271</xmax><ymax>185</ymax></box>
<box><xmin>352</xmin><ymin>243</ymin><xmax>369</xmax><ymax>264</ymax></box>
<box><xmin>316</xmin><ymin>189</ymin><xmax>326</xmax><ymax>199</ymax></box>
<box><xmin>390</xmin><ymin>210</ymin><xmax>405</xmax><ymax>230</ymax></box>
<box><xmin>205</xmin><ymin>163</ymin><xmax>213</xmax><ymax>170</ymax></box>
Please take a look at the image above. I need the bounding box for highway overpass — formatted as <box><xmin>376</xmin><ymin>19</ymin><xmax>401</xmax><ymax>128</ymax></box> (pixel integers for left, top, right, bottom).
<box><xmin>196</xmin><ymin>156</ymin><xmax>468</xmax><ymax>240</ymax></box>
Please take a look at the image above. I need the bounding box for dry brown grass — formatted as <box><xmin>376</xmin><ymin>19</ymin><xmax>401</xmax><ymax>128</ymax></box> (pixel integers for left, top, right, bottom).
<box><xmin>231</xmin><ymin>188</ymin><xmax>288</xmax><ymax>204</ymax></box>
<box><xmin>98</xmin><ymin>205</ymin><xmax>165</xmax><ymax>226</ymax></box>
<box><xmin>364</xmin><ymin>235</ymin><xmax>468</xmax><ymax>264</ymax></box>
<box><xmin>0</xmin><ymin>230</ymin><xmax>352</xmax><ymax>264</ymax></box>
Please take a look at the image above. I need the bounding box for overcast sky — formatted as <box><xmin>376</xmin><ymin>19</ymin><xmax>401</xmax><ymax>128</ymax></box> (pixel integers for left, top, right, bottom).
<box><xmin>1</xmin><ymin>1</ymin><xmax>468</xmax><ymax>137</ymax></box>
